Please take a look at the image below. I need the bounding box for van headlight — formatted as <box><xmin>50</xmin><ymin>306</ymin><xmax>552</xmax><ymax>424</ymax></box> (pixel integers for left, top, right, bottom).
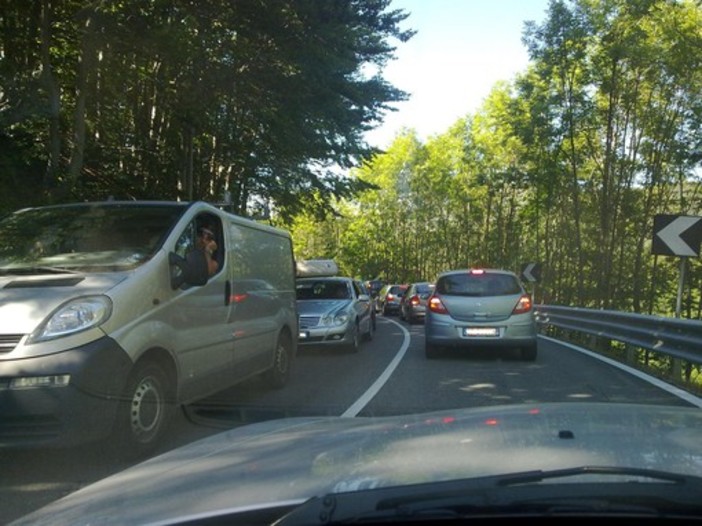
<box><xmin>28</xmin><ymin>296</ymin><xmax>113</xmax><ymax>343</ymax></box>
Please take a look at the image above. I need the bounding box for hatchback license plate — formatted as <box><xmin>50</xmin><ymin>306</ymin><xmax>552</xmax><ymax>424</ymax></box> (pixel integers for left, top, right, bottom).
<box><xmin>464</xmin><ymin>327</ymin><xmax>499</xmax><ymax>337</ymax></box>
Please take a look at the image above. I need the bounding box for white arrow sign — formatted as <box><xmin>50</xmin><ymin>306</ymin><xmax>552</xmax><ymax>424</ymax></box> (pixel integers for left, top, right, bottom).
<box><xmin>655</xmin><ymin>216</ymin><xmax>701</xmax><ymax>257</ymax></box>
<box><xmin>521</xmin><ymin>262</ymin><xmax>541</xmax><ymax>283</ymax></box>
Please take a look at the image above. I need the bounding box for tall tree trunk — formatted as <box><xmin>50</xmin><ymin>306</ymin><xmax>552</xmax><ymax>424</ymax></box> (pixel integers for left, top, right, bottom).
<box><xmin>40</xmin><ymin>0</ymin><xmax>61</xmax><ymax>197</ymax></box>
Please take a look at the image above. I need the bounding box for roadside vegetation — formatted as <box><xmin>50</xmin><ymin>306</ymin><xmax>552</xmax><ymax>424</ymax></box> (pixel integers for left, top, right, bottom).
<box><xmin>291</xmin><ymin>0</ymin><xmax>702</xmax><ymax>320</ymax></box>
<box><xmin>3</xmin><ymin>0</ymin><xmax>702</xmax><ymax>319</ymax></box>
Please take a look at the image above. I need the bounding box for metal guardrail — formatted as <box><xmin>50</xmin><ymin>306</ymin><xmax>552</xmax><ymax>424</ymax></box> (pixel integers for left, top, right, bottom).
<box><xmin>534</xmin><ymin>304</ymin><xmax>702</xmax><ymax>366</ymax></box>
<box><xmin>536</xmin><ymin>305</ymin><xmax>702</xmax><ymax>363</ymax></box>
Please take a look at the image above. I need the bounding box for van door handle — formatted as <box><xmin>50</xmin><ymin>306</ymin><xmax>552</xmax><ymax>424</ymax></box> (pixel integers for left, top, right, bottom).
<box><xmin>225</xmin><ymin>280</ymin><xmax>231</xmax><ymax>306</ymax></box>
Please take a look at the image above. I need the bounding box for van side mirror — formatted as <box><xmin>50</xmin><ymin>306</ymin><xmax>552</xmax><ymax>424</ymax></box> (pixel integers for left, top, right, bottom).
<box><xmin>169</xmin><ymin>251</ymin><xmax>209</xmax><ymax>289</ymax></box>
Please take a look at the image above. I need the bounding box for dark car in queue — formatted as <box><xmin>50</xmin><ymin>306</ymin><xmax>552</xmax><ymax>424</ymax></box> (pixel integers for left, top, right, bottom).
<box><xmin>399</xmin><ymin>281</ymin><xmax>435</xmax><ymax>324</ymax></box>
<box><xmin>364</xmin><ymin>279</ymin><xmax>385</xmax><ymax>299</ymax></box>
<box><xmin>377</xmin><ymin>283</ymin><xmax>408</xmax><ymax>316</ymax></box>
<box><xmin>296</xmin><ymin>277</ymin><xmax>374</xmax><ymax>353</ymax></box>
<box><xmin>425</xmin><ymin>268</ymin><xmax>537</xmax><ymax>361</ymax></box>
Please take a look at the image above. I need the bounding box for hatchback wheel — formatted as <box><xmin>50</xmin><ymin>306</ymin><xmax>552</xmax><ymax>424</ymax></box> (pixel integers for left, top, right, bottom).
<box><xmin>521</xmin><ymin>344</ymin><xmax>538</xmax><ymax>361</ymax></box>
<box><xmin>425</xmin><ymin>342</ymin><xmax>441</xmax><ymax>359</ymax></box>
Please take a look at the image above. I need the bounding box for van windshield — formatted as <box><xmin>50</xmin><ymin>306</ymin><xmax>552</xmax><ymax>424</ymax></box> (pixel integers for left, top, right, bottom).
<box><xmin>0</xmin><ymin>203</ymin><xmax>186</xmax><ymax>272</ymax></box>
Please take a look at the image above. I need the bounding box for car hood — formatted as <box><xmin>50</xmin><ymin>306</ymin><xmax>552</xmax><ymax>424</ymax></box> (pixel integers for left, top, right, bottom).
<box><xmin>12</xmin><ymin>402</ymin><xmax>702</xmax><ymax>525</ymax></box>
<box><xmin>297</xmin><ymin>299</ymin><xmax>351</xmax><ymax>316</ymax></box>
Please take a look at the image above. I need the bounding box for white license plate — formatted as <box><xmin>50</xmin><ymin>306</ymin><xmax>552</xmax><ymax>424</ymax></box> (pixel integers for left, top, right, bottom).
<box><xmin>464</xmin><ymin>327</ymin><xmax>499</xmax><ymax>337</ymax></box>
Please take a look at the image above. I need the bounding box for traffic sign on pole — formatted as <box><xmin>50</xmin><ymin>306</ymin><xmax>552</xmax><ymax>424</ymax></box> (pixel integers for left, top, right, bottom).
<box><xmin>521</xmin><ymin>262</ymin><xmax>541</xmax><ymax>283</ymax></box>
<box><xmin>652</xmin><ymin>214</ymin><xmax>702</xmax><ymax>257</ymax></box>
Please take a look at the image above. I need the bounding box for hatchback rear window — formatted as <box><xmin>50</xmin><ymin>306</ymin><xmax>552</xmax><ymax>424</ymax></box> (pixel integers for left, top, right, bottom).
<box><xmin>415</xmin><ymin>284</ymin><xmax>434</xmax><ymax>294</ymax></box>
<box><xmin>436</xmin><ymin>273</ymin><xmax>521</xmax><ymax>297</ymax></box>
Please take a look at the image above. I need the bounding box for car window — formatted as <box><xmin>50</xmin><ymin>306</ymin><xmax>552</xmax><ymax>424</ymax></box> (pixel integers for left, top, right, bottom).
<box><xmin>415</xmin><ymin>283</ymin><xmax>434</xmax><ymax>294</ymax></box>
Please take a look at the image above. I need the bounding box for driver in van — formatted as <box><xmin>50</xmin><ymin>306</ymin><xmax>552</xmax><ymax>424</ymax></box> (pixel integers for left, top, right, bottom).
<box><xmin>196</xmin><ymin>226</ymin><xmax>219</xmax><ymax>276</ymax></box>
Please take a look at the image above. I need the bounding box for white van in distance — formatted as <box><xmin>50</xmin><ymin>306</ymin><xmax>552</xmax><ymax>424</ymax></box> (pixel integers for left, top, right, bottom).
<box><xmin>0</xmin><ymin>200</ymin><xmax>298</xmax><ymax>455</ymax></box>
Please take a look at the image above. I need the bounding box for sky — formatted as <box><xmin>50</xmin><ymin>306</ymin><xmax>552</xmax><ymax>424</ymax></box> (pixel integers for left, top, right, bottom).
<box><xmin>364</xmin><ymin>0</ymin><xmax>552</xmax><ymax>149</ymax></box>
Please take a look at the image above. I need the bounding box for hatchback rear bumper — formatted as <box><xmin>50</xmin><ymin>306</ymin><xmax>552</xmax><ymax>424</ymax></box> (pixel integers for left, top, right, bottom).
<box><xmin>425</xmin><ymin>315</ymin><xmax>536</xmax><ymax>349</ymax></box>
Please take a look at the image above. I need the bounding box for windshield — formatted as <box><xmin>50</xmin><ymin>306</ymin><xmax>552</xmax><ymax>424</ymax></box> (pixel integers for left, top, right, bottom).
<box><xmin>297</xmin><ymin>279</ymin><xmax>350</xmax><ymax>300</ymax></box>
<box><xmin>4</xmin><ymin>1</ymin><xmax>702</xmax><ymax>525</ymax></box>
<box><xmin>0</xmin><ymin>203</ymin><xmax>185</xmax><ymax>272</ymax></box>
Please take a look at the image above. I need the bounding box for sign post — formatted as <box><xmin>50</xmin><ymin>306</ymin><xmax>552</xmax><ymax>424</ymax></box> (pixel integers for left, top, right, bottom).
<box><xmin>521</xmin><ymin>262</ymin><xmax>542</xmax><ymax>303</ymax></box>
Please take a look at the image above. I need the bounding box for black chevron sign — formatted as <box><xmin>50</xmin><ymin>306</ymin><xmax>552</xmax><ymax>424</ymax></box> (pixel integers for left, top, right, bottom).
<box><xmin>521</xmin><ymin>262</ymin><xmax>542</xmax><ymax>283</ymax></box>
<box><xmin>652</xmin><ymin>214</ymin><xmax>702</xmax><ymax>257</ymax></box>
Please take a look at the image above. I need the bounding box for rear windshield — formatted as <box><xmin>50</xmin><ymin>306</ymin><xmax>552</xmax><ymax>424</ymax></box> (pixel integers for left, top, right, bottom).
<box><xmin>436</xmin><ymin>273</ymin><xmax>522</xmax><ymax>297</ymax></box>
<box><xmin>415</xmin><ymin>283</ymin><xmax>434</xmax><ymax>294</ymax></box>
<box><xmin>389</xmin><ymin>285</ymin><xmax>406</xmax><ymax>295</ymax></box>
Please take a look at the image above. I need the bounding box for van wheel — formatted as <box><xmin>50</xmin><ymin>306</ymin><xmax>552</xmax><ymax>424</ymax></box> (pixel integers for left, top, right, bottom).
<box><xmin>264</xmin><ymin>333</ymin><xmax>291</xmax><ymax>389</ymax></box>
<box><xmin>118</xmin><ymin>361</ymin><xmax>173</xmax><ymax>457</ymax></box>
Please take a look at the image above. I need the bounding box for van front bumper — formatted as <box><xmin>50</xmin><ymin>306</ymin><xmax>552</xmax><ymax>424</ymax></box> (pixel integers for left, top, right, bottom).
<box><xmin>0</xmin><ymin>337</ymin><xmax>132</xmax><ymax>448</ymax></box>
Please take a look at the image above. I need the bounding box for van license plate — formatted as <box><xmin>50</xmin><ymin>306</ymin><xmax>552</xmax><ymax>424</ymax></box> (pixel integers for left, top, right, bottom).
<box><xmin>464</xmin><ymin>327</ymin><xmax>498</xmax><ymax>337</ymax></box>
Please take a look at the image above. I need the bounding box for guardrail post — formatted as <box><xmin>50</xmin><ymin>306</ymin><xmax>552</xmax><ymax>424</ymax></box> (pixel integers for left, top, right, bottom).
<box><xmin>672</xmin><ymin>358</ymin><xmax>682</xmax><ymax>381</ymax></box>
<box><xmin>625</xmin><ymin>344</ymin><xmax>635</xmax><ymax>364</ymax></box>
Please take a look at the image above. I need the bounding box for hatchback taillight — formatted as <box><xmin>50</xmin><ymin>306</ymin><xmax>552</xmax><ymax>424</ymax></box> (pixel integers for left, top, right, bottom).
<box><xmin>512</xmin><ymin>294</ymin><xmax>533</xmax><ymax>314</ymax></box>
<box><xmin>428</xmin><ymin>295</ymin><xmax>449</xmax><ymax>314</ymax></box>
<box><xmin>410</xmin><ymin>294</ymin><xmax>420</xmax><ymax>306</ymax></box>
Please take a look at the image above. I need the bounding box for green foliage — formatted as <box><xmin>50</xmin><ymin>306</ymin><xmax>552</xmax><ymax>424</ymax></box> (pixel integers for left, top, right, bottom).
<box><xmin>0</xmin><ymin>0</ymin><xmax>414</xmax><ymax>214</ymax></box>
<box><xmin>291</xmin><ymin>0</ymin><xmax>702</xmax><ymax>320</ymax></box>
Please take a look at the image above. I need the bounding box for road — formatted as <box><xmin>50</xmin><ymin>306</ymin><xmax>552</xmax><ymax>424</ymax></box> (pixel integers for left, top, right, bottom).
<box><xmin>1</xmin><ymin>316</ymin><xmax>695</xmax><ymax>524</ymax></box>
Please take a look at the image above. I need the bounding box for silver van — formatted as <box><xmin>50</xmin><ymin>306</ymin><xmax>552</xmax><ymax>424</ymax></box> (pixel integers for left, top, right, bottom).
<box><xmin>0</xmin><ymin>201</ymin><xmax>298</xmax><ymax>454</ymax></box>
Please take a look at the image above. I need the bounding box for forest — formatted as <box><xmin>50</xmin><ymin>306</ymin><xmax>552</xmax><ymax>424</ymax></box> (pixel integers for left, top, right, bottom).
<box><xmin>2</xmin><ymin>0</ymin><xmax>702</xmax><ymax>318</ymax></box>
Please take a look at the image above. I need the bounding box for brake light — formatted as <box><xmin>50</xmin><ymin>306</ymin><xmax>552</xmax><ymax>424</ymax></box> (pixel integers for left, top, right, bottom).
<box><xmin>410</xmin><ymin>294</ymin><xmax>420</xmax><ymax>306</ymax></box>
<box><xmin>470</xmin><ymin>268</ymin><xmax>485</xmax><ymax>275</ymax></box>
<box><xmin>387</xmin><ymin>293</ymin><xmax>395</xmax><ymax>301</ymax></box>
<box><xmin>512</xmin><ymin>294</ymin><xmax>533</xmax><ymax>314</ymax></box>
<box><xmin>428</xmin><ymin>295</ymin><xmax>449</xmax><ymax>314</ymax></box>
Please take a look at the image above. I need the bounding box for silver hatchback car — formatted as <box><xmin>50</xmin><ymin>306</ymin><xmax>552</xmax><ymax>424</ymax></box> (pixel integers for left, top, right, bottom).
<box><xmin>424</xmin><ymin>268</ymin><xmax>537</xmax><ymax>361</ymax></box>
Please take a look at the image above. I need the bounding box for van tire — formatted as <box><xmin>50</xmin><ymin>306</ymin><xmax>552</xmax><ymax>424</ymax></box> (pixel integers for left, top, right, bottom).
<box><xmin>117</xmin><ymin>361</ymin><xmax>174</xmax><ymax>457</ymax></box>
<box><xmin>264</xmin><ymin>332</ymin><xmax>292</xmax><ymax>389</ymax></box>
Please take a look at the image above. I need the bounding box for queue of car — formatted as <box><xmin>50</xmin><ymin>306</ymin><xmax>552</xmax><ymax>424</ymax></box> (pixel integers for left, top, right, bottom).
<box><xmin>376</xmin><ymin>283</ymin><xmax>408</xmax><ymax>315</ymax></box>
<box><xmin>399</xmin><ymin>281</ymin><xmax>435</xmax><ymax>324</ymax></box>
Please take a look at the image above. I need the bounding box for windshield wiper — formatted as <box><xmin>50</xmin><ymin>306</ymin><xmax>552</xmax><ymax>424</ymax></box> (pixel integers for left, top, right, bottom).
<box><xmin>494</xmin><ymin>465</ymin><xmax>690</xmax><ymax>485</ymax></box>
<box><xmin>275</xmin><ymin>466</ymin><xmax>702</xmax><ymax>525</ymax></box>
